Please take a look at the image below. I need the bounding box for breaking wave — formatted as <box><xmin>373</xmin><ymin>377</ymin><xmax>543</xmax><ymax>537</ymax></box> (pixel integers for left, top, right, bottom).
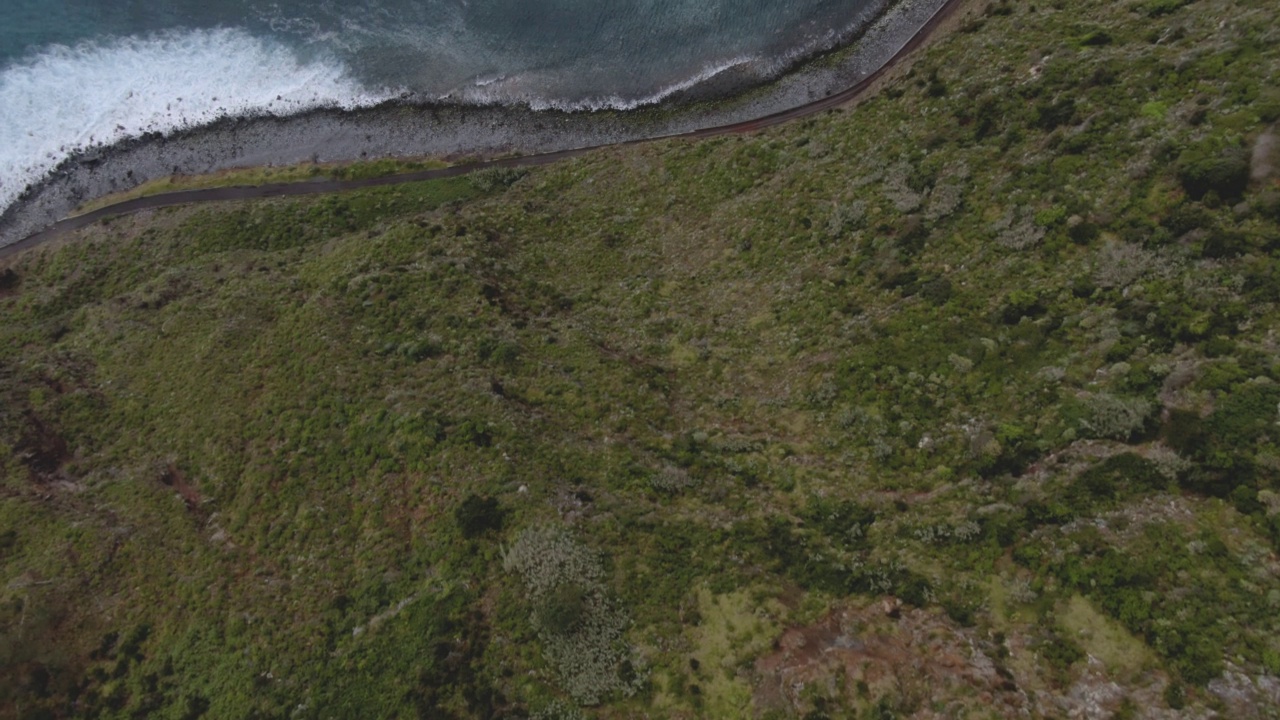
<box><xmin>0</xmin><ymin>27</ymin><xmax>394</xmax><ymax>214</ymax></box>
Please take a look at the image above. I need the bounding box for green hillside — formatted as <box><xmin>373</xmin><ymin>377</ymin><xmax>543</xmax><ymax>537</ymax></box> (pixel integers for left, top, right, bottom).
<box><xmin>3</xmin><ymin>0</ymin><xmax>1280</xmax><ymax>716</ymax></box>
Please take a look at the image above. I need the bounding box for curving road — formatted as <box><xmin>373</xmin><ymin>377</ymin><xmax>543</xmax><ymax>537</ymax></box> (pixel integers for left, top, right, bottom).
<box><xmin>0</xmin><ymin>0</ymin><xmax>966</xmax><ymax>261</ymax></box>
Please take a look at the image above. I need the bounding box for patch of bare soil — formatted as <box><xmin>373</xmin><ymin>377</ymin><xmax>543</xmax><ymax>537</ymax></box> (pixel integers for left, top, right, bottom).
<box><xmin>753</xmin><ymin>600</ymin><xmax>1031</xmax><ymax>718</ymax></box>
<box><xmin>159</xmin><ymin>463</ymin><xmax>203</xmax><ymax>513</ymax></box>
<box><xmin>17</xmin><ymin>411</ymin><xmax>70</xmax><ymax>482</ymax></box>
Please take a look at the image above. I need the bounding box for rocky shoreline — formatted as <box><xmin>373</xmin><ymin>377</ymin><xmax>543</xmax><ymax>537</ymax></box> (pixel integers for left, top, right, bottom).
<box><xmin>0</xmin><ymin>0</ymin><xmax>947</xmax><ymax>250</ymax></box>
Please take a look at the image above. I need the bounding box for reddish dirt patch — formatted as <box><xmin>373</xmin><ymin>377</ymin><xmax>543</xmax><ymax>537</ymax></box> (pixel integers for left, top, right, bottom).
<box><xmin>159</xmin><ymin>463</ymin><xmax>202</xmax><ymax>512</ymax></box>
<box><xmin>753</xmin><ymin>601</ymin><xmax>1030</xmax><ymax>718</ymax></box>
<box><xmin>17</xmin><ymin>411</ymin><xmax>70</xmax><ymax>482</ymax></box>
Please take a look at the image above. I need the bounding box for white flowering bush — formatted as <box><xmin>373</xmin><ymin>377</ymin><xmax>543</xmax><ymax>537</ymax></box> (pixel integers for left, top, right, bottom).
<box><xmin>530</xmin><ymin>700</ymin><xmax>584</xmax><ymax>720</ymax></box>
<box><xmin>827</xmin><ymin>199</ymin><xmax>868</xmax><ymax>238</ymax></box>
<box><xmin>503</xmin><ymin>526</ymin><xmax>646</xmax><ymax>705</ymax></box>
<box><xmin>913</xmin><ymin>520</ymin><xmax>982</xmax><ymax>545</ymax></box>
<box><xmin>883</xmin><ymin>162</ymin><xmax>924</xmax><ymax>212</ymax></box>
<box><xmin>503</xmin><ymin>525</ymin><xmax>603</xmax><ymax>597</ymax></box>
<box><xmin>649</xmin><ymin>465</ymin><xmax>696</xmax><ymax>493</ymax></box>
<box><xmin>925</xmin><ymin>181</ymin><xmax>964</xmax><ymax>221</ymax></box>
<box><xmin>1078</xmin><ymin>392</ymin><xmax>1153</xmax><ymax>440</ymax></box>
<box><xmin>991</xmin><ymin>206</ymin><xmax>1046</xmax><ymax>250</ymax></box>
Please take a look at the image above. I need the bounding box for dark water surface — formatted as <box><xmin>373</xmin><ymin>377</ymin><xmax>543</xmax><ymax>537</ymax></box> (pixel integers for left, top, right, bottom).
<box><xmin>0</xmin><ymin>0</ymin><xmax>882</xmax><ymax>212</ymax></box>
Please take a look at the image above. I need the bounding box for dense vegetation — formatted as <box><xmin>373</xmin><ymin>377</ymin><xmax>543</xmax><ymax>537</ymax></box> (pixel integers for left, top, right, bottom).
<box><xmin>3</xmin><ymin>0</ymin><xmax>1280</xmax><ymax>716</ymax></box>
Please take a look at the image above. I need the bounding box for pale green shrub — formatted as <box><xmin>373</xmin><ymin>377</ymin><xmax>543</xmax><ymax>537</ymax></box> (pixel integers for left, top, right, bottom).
<box><xmin>503</xmin><ymin>526</ymin><xmax>646</xmax><ymax>705</ymax></box>
<box><xmin>1078</xmin><ymin>392</ymin><xmax>1154</xmax><ymax>440</ymax></box>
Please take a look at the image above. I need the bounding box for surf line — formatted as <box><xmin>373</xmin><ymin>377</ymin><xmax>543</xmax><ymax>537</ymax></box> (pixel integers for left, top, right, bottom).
<box><xmin>1</xmin><ymin>0</ymin><xmax>967</xmax><ymax>261</ymax></box>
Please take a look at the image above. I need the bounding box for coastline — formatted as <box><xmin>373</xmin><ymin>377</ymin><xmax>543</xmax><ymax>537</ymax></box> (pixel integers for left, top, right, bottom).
<box><xmin>0</xmin><ymin>0</ymin><xmax>955</xmax><ymax>255</ymax></box>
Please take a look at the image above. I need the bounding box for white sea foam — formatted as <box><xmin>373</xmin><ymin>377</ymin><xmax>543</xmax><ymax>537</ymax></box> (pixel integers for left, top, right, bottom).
<box><xmin>446</xmin><ymin>54</ymin><xmax>760</xmax><ymax>112</ymax></box>
<box><xmin>438</xmin><ymin>0</ymin><xmax>888</xmax><ymax>113</ymax></box>
<box><xmin>0</xmin><ymin>27</ymin><xmax>394</xmax><ymax>215</ymax></box>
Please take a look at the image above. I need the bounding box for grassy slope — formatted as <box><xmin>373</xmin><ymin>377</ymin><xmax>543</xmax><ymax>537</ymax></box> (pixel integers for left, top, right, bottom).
<box><xmin>70</xmin><ymin>158</ymin><xmax>452</xmax><ymax>216</ymax></box>
<box><xmin>3</xmin><ymin>0</ymin><xmax>1280</xmax><ymax>717</ymax></box>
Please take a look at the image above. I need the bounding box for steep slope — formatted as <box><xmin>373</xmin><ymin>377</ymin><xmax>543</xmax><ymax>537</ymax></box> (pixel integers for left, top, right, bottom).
<box><xmin>2</xmin><ymin>0</ymin><xmax>1279</xmax><ymax>717</ymax></box>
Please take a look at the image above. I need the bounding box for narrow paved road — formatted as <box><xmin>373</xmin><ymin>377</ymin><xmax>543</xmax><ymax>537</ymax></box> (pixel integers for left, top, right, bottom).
<box><xmin>0</xmin><ymin>0</ymin><xmax>965</xmax><ymax>261</ymax></box>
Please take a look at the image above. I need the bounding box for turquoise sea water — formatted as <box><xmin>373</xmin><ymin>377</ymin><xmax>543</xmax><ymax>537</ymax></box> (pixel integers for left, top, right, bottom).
<box><xmin>0</xmin><ymin>0</ymin><xmax>881</xmax><ymax>213</ymax></box>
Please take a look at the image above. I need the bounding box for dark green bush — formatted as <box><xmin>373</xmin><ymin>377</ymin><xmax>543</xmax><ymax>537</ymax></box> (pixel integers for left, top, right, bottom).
<box><xmin>1208</xmin><ymin>383</ymin><xmax>1280</xmax><ymax>447</ymax></box>
<box><xmin>1067</xmin><ymin>453</ymin><xmax>1168</xmax><ymax>514</ymax></box>
<box><xmin>1079</xmin><ymin>30</ymin><xmax>1113</xmax><ymax>46</ymax></box>
<box><xmin>1230</xmin><ymin>485</ymin><xmax>1264</xmax><ymax>516</ymax></box>
<box><xmin>1160</xmin><ymin>203</ymin><xmax>1213</xmax><ymax>236</ymax></box>
<box><xmin>535</xmin><ymin>583</ymin><xmax>590</xmax><ymax>635</ymax></box>
<box><xmin>895</xmin><ymin>573</ymin><xmax>932</xmax><ymax>608</ymax></box>
<box><xmin>1176</xmin><ymin>144</ymin><xmax>1251</xmax><ymax>201</ymax></box>
<box><xmin>1001</xmin><ymin>289</ymin><xmax>1047</xmax><ymax>324</ymax></box>
<box><xmin>1034</xmin><ymin>98</ymin><xmax>1078</xmax><ymax>130</ymax></box>
<box><xmin>1164</xmin><ymin>682</ymin><xmax>1186</xmax><ymax>709</ymax></box>
<box><xmin>1038</xmin><ymin>631</ymin><xmax>1085</xmax><ymax>675</ymax></box>
<box><xmin>803</xmin><ymin>497</ymin><xmax>876</xmax><ymax>549</ymax></box>
<box><xmin>1025</xmin><ymin>499</ymin><xmax>1076</xmax><ymax>526</ymax></box>
<box><xmin>1201</xmin><ymin>227</ymin><xmax>1248</xmax><ymax>258</ymax></box>
<box><xmin>1143</xmin><ymin>0</ymin><xmax>1191</xmax><ymax>17</ymax></box>
<box><xmin>921</xmin><ymin>277</ymin><xmax>954</xmax><ymax>305</ymax></box>
<box><xmin>1257</xmin><ymin>190</ymin><xmax>1280</xmax><ymax>222</ymax></box>
<box><xmin>1068</xmin><ymin>220</ymin><xmax>1100</xmax><ymax>244</ymax></box>
<box><xmin>455</xmin><ymin>494</ymin><xmax>505</xmax><ymax>538</ymax></box>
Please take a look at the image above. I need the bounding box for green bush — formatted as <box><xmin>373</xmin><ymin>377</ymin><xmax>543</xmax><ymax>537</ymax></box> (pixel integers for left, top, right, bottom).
<box><xmin>1160</xmin><ymin>203</ymin><xmax>1213</xmax><ymax>236</ymax></box>
<box><xmin>1176</xmin><ymin>144</ymin><xmax>1251</xmax><ymax>201</ymax></box>
<box><xmin>454</xmin><ymin>494</ymin><xmax>505</xmax><ymax>538</ymax></box>
<box><xmin>1001</xmin><ymin>289</ymin><xmax>1047</xmax><ymax>324</ymax></box>
<box><xmin>1143</xmin><ymin>0</ymin><xmax>1191</xmax><ymax>17</ymax></box>
<box><xmin>803</xmin><ymin>497</ymin><xmax>876</xmax><ymax>549</ymax></box>
<box><xmin>502</xmin><ymin>526</ymin><xmax>645</xmax><ymax>704</ymax></box>
<box><xmin>1038</xmin><ymin>631</ymin><xmax>1085</xmax><ymax>676</ymax></box>
<box><xmin>468</xmin><ymin>166</ymin><xmax>528</xmax><ymax>192</ymax></box>
<box><xmin>1163</xmin><ymin>681</ymin><xmax>1186</xmax><ymax>709</ymax></box>
<box><xmin>536</xmin><ymin>583</ymin><xmax>591</xmax><ymax>635</ymax></box>
<box><xmin>1068</xmin><ymin>452</ymin><xmax>1168</xmax><ymax>513</ymax></box>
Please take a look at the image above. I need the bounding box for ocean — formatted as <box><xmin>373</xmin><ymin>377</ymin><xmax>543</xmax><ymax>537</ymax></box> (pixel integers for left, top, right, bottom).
<box><xmin>0</xmin><ymin>0</ymin><xmax>884</xmax><ymax>216</ymax></box>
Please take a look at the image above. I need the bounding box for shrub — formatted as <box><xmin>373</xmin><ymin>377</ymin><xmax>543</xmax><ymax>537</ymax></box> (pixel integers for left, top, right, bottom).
<box><xmin>536</xmin><ymin>583</ymin><xmax>591</xmax><ymax>636</ymax></box>
<box><xmin>1001</xmin><ymin>289</ymin><xmax>1047</xmax><ymax>324</ymax></box>
<box><xmin>1160</xmin><ymin>203</ymin><xmax>1213</xmax><ymax>236</ymax></box>
<box><xmin>1068</xmin><ymin>220</ymin><xmax>1101</xmax><ymax>245</ymax></box>
<box><xmin>1201</xmin><ymin>227</ymin><xmax>1248</xmax><ymax>258</ymax></box>
<box><xmin>503</xmin><ymin>526</ymin><xmax>603</xmax><ymax>599</ymax></box>
<box><xmin>503</xmin><ymin>526</ymin><xmax>645</xmax><ymax>705</ymax></box>
<box><xmin>992</xmin><ymin>207</ymin><xmax>1047</xmax><ymax>250</ymax></box>
<box><xmin>649</xmin><ymin>465</ymin><xmax>696</xmax><ymax>493</ymax></box>
<box><xmin>0</xmin><ymin>268</ymin><xmax>17</xmax><ymax>292</ymax></box>
<box><xmin>1068</xmin><ymin>453</ymin><xmax>1167</xmax><ymax>514</ymax></box>
<box><xmin>532</xmin><ymin>701</ymin><xmax>585</xmax><ymax>720</ymax></box>
<box><xmin>1038</xmin><ymin>631</ymin><xmax>1085</xmax><ymax>677</ymax></box>
<box><xmin>454</xmin><ymin>494</ymin><xmax>505</xmax><ymax>538</ymax></box>
<box><xmin>468</xmin><ymin>166</ymin><xmax>527</xmax><ymax>192</ymax></box>
<box><xmin>921</xmin><ymin>277</ymin><xmax>954</xmax><ymax>305</ymax></box>
<box><xmin>1143</xmin><ymin>0</ymin><xmax>1190</xmax><ymax>17</ymax></box>
<box><xmin>803</xmin><ymin>497</ymin><xmax>876</xmax><ymax>549</ymax></box>
<box><xmin>1078</xmin><ymin>393</ymin><xmax>1154</xmax><ymax>441</ymax></box>
<box><xmin>1079</xmin><ymin>29</ymin><xmax>1113</xmax><ymax>46</ymax></box>
<box><xmin>1176</xmin><ymin>144</ymin><xmax>1251</xmax><ymax>201</ymax></box>
<box><xmin>1034</xmin><ymin>97</ymin><xmax>1078</xmax><ymax>130</ymax></box>
<box><xmin>1257</xmin><ymin>190</ymin><xmax>1280</xmax><ymax>222</ymax></box>
<box><xmin>1164</xmin><ymin>682</ymin><xmax>1186</xmax><ymax>709</ymax></box>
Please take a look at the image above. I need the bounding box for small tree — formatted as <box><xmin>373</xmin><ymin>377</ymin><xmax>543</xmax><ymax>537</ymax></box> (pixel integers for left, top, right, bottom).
<box><xmin>454</xmin><ymin>494</ymin><xmax>504</xmax><ymax>538</ymax></box>
<box><xmin>1177</xmin><ymin>143</ymin><xmax>1251</xmax><ymax>201</ymax></box>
